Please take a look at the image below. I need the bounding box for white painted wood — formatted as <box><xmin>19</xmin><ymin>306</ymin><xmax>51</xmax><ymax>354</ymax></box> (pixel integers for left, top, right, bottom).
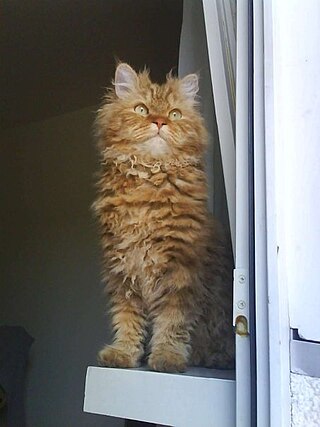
<box><xmin>84</xmin><ymin>367</ymin><xmax>235</xmax><ymax>427</ymax></box>
<box><xmin>263</xmin><ymin>1</ymin><xmax>291</xmax><ymax>425</ymax></box>
<box><xmin>234</xmin><ymin>1</ymin><xmax>252</xmax><ymax>426</ymax></box>
<box><xmin>252</xmin><ymin>1</ymin><xmax>270</xmax><ymax>426</ymax></box>
<box><xmin>271</xmin><ymin>0</ymin><xmax>320</xmax><ymax>343</ymax></box>
<box><xmin>202</xmin><ymin>0</ymin><xmax>236</xmax><ymax>253</ymax></box>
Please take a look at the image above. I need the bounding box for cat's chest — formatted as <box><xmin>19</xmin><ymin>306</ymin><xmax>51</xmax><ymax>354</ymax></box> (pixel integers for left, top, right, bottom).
<box><xmin>114</xmin><ymin>177</ymin><xmax>174</xmax><ymax>225</ymax></box>
<box><xmin>115</xmin><ymin>172</ymin><xmax>177</xmax><ymax>205</ymax></box>
<box><xmin>102</xmin><ymin>166</ymin><xmax>203</xmax><ymax>234</ymax></box>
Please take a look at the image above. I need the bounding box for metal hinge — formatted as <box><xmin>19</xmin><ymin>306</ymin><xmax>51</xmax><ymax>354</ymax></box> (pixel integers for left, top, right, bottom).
<box><xmin>233</xmin><ymin>268</ymin><xmax>250</xmax><ymax>336</ymax></box>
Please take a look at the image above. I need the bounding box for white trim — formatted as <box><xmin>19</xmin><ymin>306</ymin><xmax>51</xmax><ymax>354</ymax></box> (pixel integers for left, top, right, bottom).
<box><xmin>263</xmin><ymin>1</ymin><xmax>291</xmax><ymax>426</ymax></box>
<box><xmin>235</xmin><ymin>2</ymin><xmax>252</xmax><ymax>426</ymax></box>
<box><xmin>253</xmin><ymin>1</ymin><xmax>270</xmax><ymax>426</ymax></box>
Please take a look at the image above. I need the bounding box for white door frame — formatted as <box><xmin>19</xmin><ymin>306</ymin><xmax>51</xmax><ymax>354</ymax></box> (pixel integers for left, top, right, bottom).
<box><xmin>257</xmin><ymin>1</ymin><xmax>291</xmax><ymax>425</ymax></box>
<box><xmin>203</xmin><ymin>1</ymin><xmax>253</xmax><ymax>426</ymax></box>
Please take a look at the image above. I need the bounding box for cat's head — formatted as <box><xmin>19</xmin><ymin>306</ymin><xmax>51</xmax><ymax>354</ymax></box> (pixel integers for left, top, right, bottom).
<box><xmin>96</xmin><ymin>63</ymin><xmax>207</xmax><ymax>161</ymax></box>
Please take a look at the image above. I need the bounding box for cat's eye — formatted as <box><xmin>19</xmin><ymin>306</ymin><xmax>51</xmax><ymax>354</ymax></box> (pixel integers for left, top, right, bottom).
<box><xmin>168</xmin><ymin>109</ymin><xmax>182</xmax><ymax>121</ymax></box>
<box><xmin>134</xmin><ymin>104</ymin><xmax>149</xmax><ymax>116</ymax></box>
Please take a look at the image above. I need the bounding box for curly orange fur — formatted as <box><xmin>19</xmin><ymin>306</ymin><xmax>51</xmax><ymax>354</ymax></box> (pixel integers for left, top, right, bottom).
<box><xmin>93</xmin><ymin>64</ymin><xmax>234</xmax><ymax>372</ymax></box>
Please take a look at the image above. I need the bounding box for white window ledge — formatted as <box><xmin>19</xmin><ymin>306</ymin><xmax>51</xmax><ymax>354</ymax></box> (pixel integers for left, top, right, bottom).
<box><xmin>84</xmin><ymin>366</ymin><xmax>235</xmax><ymax>427</ymax></box>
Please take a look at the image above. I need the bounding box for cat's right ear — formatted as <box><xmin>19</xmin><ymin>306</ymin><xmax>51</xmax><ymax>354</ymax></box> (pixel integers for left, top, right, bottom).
<box><xmin>180</xmin><ymin>74</ymin><xmax>199</xmax><ymax>100</ymax></box>
<box><xmin>114</xmin><ymin>63</ymin><xmax>138</xmax><ymax>99</ymax></box>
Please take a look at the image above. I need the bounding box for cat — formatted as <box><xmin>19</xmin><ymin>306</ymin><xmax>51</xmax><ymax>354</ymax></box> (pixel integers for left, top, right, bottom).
<box><xmin>92</xmin><ymin>62</ymin><xmax>234</xmax><ymax>372</ymax></box>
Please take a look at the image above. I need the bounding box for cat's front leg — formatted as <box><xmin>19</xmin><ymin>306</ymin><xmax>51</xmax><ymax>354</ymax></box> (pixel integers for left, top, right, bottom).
<box><xmin>148</xmin><ymin>286</ymin><xmax>194</xmax><ymax>373</ymax></box>
<box><xmin>98</xmin><ymin>293</ymin><xmax>146</xmax><ymax>368</ymax></box>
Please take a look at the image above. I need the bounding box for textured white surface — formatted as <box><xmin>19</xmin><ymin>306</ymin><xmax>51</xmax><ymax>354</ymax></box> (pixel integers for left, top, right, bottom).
<box><xmin>291</xmin><ymin>373</ymin><xmax>320</xmax><ymax>426</ymax></box>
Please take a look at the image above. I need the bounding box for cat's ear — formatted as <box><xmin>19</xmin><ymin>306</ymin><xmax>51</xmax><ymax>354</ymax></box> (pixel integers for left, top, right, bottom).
<box><xmin>180</xmin><ymin>74</ymin><xmax>199</xmax><ymax>99</ymax></box>
<box><xmin>114</xmin><ymin>63</ymin><xmax>138</xmax><ymax>99</ymax></box>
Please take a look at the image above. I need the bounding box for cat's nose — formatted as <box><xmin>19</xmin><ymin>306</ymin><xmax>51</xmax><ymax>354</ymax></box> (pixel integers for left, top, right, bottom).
<box><xmin>152</xmin><ymin>118</ymin><xmax>167</xmax><ymax>130</ymax></box>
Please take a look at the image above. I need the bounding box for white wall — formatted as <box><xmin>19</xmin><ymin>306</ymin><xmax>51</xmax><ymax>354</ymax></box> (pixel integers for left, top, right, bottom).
<box><xmin>0</xmin><ymin>107</ymin><xmax>124</xmax><ymax>427</ymax></box>
<box><xmin>268</xmin><ymin>1</ymin><xmax>320</xmax><ymax>425</ymax></box>
<box><xmin>273</xmin><ymin>0</ymin><xmax>320</xmax><ymax>344</ymax></box>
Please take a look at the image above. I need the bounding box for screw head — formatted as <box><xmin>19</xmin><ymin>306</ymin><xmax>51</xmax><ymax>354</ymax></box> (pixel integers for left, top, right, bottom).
<box><xmin>237</xmin><ymin>300</ymin><xmax>246</xmax><ymax>309</ymax></box>
<box><xmin>239</xmin><ymin>275</ymin><xmax>246</xmax><ymax>283</ymax></box>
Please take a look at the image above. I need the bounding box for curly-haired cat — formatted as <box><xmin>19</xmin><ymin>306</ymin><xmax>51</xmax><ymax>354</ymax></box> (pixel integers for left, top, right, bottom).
<box><xmin>93</xmin><ymin>63</ymin><xmax>234</xmax><ymax>372</ymax></box>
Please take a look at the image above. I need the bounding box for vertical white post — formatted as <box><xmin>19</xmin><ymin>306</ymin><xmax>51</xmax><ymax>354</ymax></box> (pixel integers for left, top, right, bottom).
<box><xmin>203</xmin><ymin>1</ymin><xmax>253</xmax><ymax>424</ymax></box>
<box><xmin>253</xmin><ymin>0</ymin><xmax>270</xmax><ymax>425</ymax></box>
<box><xmin>235</xmin><ymin>1</ymin><xmax>252</xmax><ymax>426</ymax></box>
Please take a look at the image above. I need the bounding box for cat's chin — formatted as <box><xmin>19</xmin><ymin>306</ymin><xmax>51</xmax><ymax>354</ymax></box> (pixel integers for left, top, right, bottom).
<box><xmin>136</xmin><ymin>135</ymin><xmax>170</xmax><ymax>157</ymax></box>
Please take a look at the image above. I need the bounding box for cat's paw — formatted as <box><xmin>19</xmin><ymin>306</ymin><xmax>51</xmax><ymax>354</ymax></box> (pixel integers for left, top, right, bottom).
<box><xmin>148</xmin><ymin>348</ymin><xmax>187</xmax><ymax>372</ymax></box>
<box><xmin>98</xmin><ymin>346</ymin><xmax>140</xmax><ymax>368</ymax></box>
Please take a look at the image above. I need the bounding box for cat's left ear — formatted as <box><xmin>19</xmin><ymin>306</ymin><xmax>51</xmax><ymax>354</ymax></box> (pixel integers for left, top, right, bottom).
<box><xmin>180</xmin><ymin>74</ymin><xmax>199</xmax><ymax>99</ymax></box>
<box><xmin>114</xmin><ymin>63</ymin><xmax>138</xmax><ymax>99</ymax></box>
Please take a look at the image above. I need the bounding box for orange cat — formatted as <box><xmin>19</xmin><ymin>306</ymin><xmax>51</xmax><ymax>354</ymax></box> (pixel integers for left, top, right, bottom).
<box><xmin>93</xmin><ymin>63</ymin><xmax>234</xmax><ymax>372</ymax></box>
